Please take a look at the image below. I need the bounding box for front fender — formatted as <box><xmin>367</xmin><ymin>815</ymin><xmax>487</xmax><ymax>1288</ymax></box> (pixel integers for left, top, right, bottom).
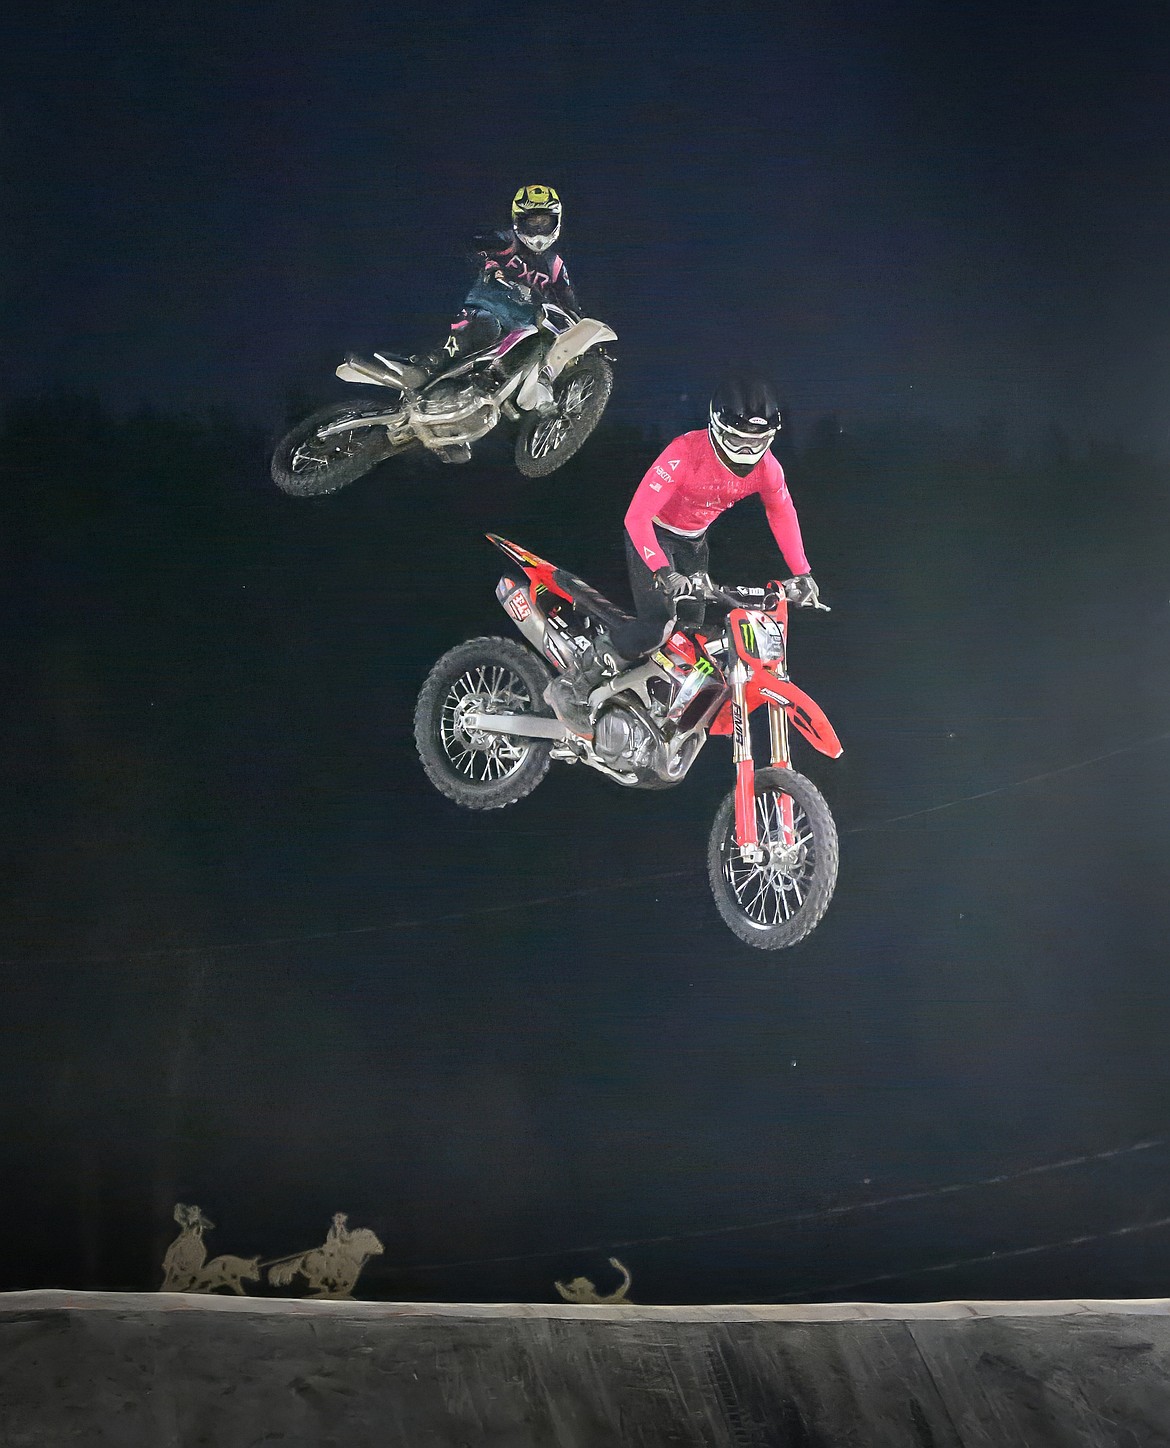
<box><xmin>709</xmin><ymin>663</ymin><xmax>843</xmax><ymax>758</ymax></box>
<box><xmin>757</xmin><ymin>678</ymin><xmax>843</xmax><ymax>758</ymax></box>
<box><xmin>542</xmin><ymin>317</ymin><xmax>617</xmax><ymax>381</ymax></box>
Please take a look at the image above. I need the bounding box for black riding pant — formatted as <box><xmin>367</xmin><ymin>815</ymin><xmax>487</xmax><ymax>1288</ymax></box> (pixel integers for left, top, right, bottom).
<box><xmin>609</xmin><ymin>525</ymin><xmax>709</xmax><ymax>659</ymax></box>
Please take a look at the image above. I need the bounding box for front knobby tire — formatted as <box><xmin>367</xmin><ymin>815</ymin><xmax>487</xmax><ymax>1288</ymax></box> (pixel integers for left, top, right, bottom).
<box><xmin>415</xmin><ymin>637</ymin><xmax>555</xmax><ymax>810</ymax></box>
<box><xmin>708</xmin><ymin>766</ymin><xmax>839</xmax><ymax>949</ymax></box>
<box><xmin>271</xmin><ymin>401</ymin><xmax>410</xmax><ymax>496</ymax></box>
<box><xmin>514</xmin><ymin>352</ymin><xmax>614</xmax><ymax>478</ymax></box>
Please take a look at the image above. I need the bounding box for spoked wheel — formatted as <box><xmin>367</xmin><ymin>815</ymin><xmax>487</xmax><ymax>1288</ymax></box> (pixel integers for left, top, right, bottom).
<box><xmin>514</xmin><ymin>352</ymin><xmax>614</xmax><ymax>477</ymax></box>
<box><xmin>271</xmin><ymin>401</ymin><xmax>411</xmax><ymax>496</ymax></box>
<box><xmin>707</xmin><ymin>766</ymin><xmax>839</xmax><ymax>949</ymax></box>
<box><xmin>414</xmin><ymin>637</ymin><xmax>555</xmax><ymax>809</ymax></box>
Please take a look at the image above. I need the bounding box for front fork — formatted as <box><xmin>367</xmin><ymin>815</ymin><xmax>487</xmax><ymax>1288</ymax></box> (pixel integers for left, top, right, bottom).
<box><xmin>731</xmin><ymin>662</ymin><xmax>760</xmax><ymax>858</ymax></box>
<box><xmin>732</xmin><ymin>664</ymin><xmax>795</xmax><ymax>858</ymax></box>
<box><xmin>769</xmin><ymin>699</ymin><xmax>797</xmax><ymax>846</ymax></box>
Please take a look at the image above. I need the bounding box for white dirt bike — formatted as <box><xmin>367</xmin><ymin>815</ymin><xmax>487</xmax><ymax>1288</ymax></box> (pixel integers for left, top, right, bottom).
<box><xmin>271</xmin><ymin>304</ymin><xmax>615</xmax><ymax>495</ymax></box>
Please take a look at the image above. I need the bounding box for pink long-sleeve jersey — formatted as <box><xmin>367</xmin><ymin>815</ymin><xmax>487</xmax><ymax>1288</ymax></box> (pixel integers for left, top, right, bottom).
<box><xmin>624</xmin><ymin>430</ymin><xmax>810</xmax><ymax>575</ymax></box>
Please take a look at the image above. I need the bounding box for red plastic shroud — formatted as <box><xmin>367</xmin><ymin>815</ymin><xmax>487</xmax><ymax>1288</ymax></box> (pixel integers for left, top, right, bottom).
<box><xmin>488</xmin><ymin>533</ymin><xmax>573</xmax><ymax>607</ymax></box>
<box><xmin>709</xmin><ymin>602</ymin><xmax>842</xmax><ymax>760</ymax></box>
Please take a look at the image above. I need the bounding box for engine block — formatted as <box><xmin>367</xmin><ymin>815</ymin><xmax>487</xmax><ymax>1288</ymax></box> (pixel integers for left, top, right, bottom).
<box><xmin>594</xmin><ymin>703</ymin><xmax>659</xmax><ymax>773</ymax></box>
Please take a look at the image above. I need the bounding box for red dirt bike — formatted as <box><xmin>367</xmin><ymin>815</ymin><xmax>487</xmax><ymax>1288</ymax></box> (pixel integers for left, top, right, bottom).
<box><xmin>414</xmin><ymin>535</ymin><xmax>843</xmax><ymax>948</ymax></box>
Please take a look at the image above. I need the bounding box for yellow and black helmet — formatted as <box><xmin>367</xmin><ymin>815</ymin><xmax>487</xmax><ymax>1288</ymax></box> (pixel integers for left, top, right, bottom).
<box><xmin>511</xmin><ymin>184</ymin><xmax>562</xmax><ymax>254</ymax></box>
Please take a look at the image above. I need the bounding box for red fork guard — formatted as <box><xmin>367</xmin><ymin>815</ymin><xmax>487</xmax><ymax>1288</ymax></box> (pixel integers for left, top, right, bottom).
<box><xmin>734</xmin><ymin>759</ymin><xmax>758</xmax><ymax>848</ymax></box>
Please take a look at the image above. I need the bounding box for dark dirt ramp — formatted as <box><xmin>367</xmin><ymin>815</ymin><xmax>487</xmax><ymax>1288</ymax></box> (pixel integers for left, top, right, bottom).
<box><xmin>2</xmin><ymin>1292</ymin><xmax>1169</xmax><ymax>1446</ymax></box>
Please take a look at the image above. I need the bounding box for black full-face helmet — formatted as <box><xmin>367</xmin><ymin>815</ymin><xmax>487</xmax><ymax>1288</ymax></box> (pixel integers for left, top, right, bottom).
<box><xmin>709</xmin><ymin>375</ymin><xmax>781</xmax><ymax>472</ymax></box>
<box><xmin>512</xmin><ymin>183</ymin><xmax>562</xmax><ymax>254</ymax></box>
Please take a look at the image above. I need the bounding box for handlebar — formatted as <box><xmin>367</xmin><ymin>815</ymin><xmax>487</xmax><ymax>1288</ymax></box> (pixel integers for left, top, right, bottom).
<box><xmin>686</xmin><ymin>574</ymin><xmax>832</xmax><ymax>613</ymax></box>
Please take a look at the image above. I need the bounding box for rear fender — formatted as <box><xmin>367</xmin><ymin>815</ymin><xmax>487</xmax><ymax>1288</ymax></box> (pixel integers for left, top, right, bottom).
<box><xmin>486</xmin><ymin>534</ymin><xmax>573</xmax><ymax>604</ymax></box>
<box><xmin>336</xmin><ymin>359</ymin><xmax>398</xmax><ymax>387</ymax></box>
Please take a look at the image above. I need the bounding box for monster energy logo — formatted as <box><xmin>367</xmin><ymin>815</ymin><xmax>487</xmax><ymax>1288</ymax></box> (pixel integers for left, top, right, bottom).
<box><xmin>666</xmin><ymin>655</ymin><xmax>717</xmax><ymax>722</ymax></box>
<box><xmin>738</xmin><ymin>619</ymin><xmax>757</xmax><ymax>655</ymax></box>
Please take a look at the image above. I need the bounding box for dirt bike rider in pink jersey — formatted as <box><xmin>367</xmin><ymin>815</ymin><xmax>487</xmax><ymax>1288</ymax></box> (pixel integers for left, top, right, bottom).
<box><xmin>545</xmin><ymin>375</ymin><xmax>822</xmax><ymax>736</ymax></box>
<box><xmin>409</xmin><ymin>184</ymin><xmax>580</xmax><ymax>380</ymax></box>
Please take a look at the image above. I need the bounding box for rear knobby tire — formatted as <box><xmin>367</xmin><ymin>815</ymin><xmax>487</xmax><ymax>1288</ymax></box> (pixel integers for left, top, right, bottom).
<box><xmin>415</xmin><ymin>637</ymin><xmax>555</xmax><ymax>810</ymax></box>
<box><xmin>707</xmin><ymin>766</ymin><xmax>839</xmax><ymax>949</ymax></box>
<box><xmin>515</xmin><ymin>352</ymin><xmax>614</xmax><ymax>477</ymax></box>
<box><xmin>271</xmin><ymin>401</ymin><xmax>410</xmax><ymax>496</ymax></box>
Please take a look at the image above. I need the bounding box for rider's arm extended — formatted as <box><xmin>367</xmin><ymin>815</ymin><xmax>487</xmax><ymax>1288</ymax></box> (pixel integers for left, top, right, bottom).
<box><xmin>549</xmin><ymin>255</ymin><xmax>579</xmax><ymax>313</ymax></box>
<box><xmin>624</xmin><ymin>444</ymin><xmax>686</xmax><ymax>572</ymax></box>
<box><xmin>758</xmin><ymin>454</ymin><xmax>811</xmax><ymax>576</ymax></box>
<box><xmin>470</xmin><ymin>227</ymin><xmax>513</xmax><ymax>261</ymax></box>
<box><xmin>468</xmin><ymin>229</ymin><xmax>516</xmax><ymax>285</ymax></box>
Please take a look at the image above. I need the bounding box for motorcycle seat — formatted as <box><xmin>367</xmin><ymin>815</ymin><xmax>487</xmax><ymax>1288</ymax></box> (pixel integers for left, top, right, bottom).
<box><xmin>552</xmin><ymin>569</ymin><xmax>635</xmax><ymax>634</ymax></box>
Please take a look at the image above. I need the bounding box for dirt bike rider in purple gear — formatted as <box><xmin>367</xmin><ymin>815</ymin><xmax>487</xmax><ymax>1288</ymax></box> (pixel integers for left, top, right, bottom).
<box><xmin>545</xmin><ymin>374</ymin><xmax>823</xmax><ymax>737</ymax></box>
<box><xmin>410</xmin><ymin>184</ymin><xmax>580</xmax><ymax>379</ymax></box>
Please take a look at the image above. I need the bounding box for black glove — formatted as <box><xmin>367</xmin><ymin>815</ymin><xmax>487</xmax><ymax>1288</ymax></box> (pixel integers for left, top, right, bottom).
<box><xmin>654</xmin><ymin>567</ymin><xmax>694</xmax><ymax>602</ymax></box>
<box><xmin>787</xmin><ymin>574</ymin><xmax>823</xmax><ymax>608</ymax></box>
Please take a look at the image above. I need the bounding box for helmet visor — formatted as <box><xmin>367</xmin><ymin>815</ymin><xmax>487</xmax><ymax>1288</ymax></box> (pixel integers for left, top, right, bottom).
<box><xmin>711</xmin><ymin>410</ymin><xmax>777</xmax><ymax>464</ymax></box>
<box><xmin>515</xmin><ymin>209</ymin><xmax>559</xmax><ymax>236</ymax></box>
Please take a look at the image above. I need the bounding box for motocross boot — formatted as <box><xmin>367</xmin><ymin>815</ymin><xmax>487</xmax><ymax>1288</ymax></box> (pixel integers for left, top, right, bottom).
<box><xmin>544</xmin><ymin>642</ymin><xmax>606</xmax><ymax>739</ymax></box>
<box><xmin>413</xmin><ymin>309</ymin><xmax>504</xmax><ymax>380</ymax></box>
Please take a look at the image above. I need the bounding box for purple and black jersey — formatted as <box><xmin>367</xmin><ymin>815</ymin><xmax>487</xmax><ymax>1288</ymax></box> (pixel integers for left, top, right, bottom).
<box><xmin>464</xmin><ymin>228</ymin><xmax>579</xmax><ymax>323</ymax></box>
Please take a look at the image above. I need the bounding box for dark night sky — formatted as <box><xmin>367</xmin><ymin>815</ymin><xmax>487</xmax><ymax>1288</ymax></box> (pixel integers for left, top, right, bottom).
<box><xmin>5</xmin><ymin>1</ymin><xmax>1170</xmax><ymax>438</ymax></box>
<box><xmin>3</xmin><ymin>1</ymin><xmax>1170</xmax><ymax>1307</ymax></box>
